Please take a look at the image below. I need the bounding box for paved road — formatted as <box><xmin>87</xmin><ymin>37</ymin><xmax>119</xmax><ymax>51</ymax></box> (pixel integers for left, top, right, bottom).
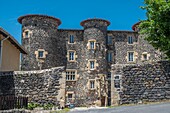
<box><xmin>69</xmin><ymin>102</ymin><xmax>170</xmax><ymax>113</ymax></box>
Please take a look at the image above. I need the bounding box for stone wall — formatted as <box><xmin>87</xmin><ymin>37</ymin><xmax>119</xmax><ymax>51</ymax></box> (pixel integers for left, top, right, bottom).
<box><xmin>0</xmin><ymin>67</ymin><xmax>65</xmax><ymax>106</ymax></box>
<box><xmin>111</xmin><ymin>61</ymin><xmax>170</xmax><ymax>105</ymax></box>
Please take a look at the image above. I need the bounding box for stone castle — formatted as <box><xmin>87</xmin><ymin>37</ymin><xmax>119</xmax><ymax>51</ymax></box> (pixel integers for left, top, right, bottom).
<box><xmin>17</xmin><ymin>14</ymin><xmax>163</xmax><ymax>106</ymax></box>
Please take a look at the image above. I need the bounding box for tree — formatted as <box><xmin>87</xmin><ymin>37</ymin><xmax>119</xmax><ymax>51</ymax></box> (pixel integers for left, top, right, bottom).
<box><xmin>139</xmin><ymin>0</ymin><xmax>170</xmax><ymax>60</ymax></box>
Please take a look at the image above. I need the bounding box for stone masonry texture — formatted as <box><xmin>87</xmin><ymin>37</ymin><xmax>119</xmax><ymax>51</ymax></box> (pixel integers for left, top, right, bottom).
<box><xmin>0</xmin><ymin>67</ymin><xmax>65</xmax><ymax>105</ymax></box>
<box><xmin>13</xmin><ymin>14</ymin><xmax>167</xmax><ymax>106</ymax></box>
<box><xmin>111</xmin><ymin>61</ymin><xmax>170</xmax><ymax>105</ymax></box>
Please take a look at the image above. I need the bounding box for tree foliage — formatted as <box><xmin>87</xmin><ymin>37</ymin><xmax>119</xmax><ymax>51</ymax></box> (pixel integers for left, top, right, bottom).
<box><xmin>139</xmin><ymin>0</ymin><xmax>170</xmax><ymax>60</ymax></box>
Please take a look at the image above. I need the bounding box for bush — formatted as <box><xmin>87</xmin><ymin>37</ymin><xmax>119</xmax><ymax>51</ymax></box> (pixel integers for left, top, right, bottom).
<box><xmin>27</xmin><ymin>103</ymin><xmax>39</xmax><ymax>110</ymax></box>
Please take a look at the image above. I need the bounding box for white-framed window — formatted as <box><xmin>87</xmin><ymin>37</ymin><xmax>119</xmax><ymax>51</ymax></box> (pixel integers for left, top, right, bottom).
<box><xmin>66</xmin><ymin>70</ymin><xmax>76</xmax><ymax>81</ymax></box>
<box><xmin>107</xmin><ymin>36</ymin><xmax>112</xmax><ymax>44</ymax></box>
<box><xmin>128</xmin><ymin>52</ymin><xmax>134</xmax><ymax>62</ymax></box>
<box><xmin>90</xmin><ymin>61</ymin><xmax>95</xmax><ymax>69</ymax></box>
<box><xmin>107</xmin><ymin>52</ymin><xmax>112</xmax><ymax>62</ymax></box>
<box><xmin>128</xmin><ymin>36</ymin><xmax>133</xmax><ymax>44</ymax></box>
<box><xmin>38</xmin><ymin>51</ymin><xmax>44</xmax><ymax>58</ymax></box>
<box><xmin>90</xmin><ymin>81</ymin><xmax>95</xmax><ymax>89</ymax></box>
<box><xmin>69</xmin><ymin>51</ymin><xmax>75</xmax><ymax>61</ymax></box>
<box><xmin>69</xmin><ymin>35</ymin><xmax>74</xmax><ymax>43</ymax></box>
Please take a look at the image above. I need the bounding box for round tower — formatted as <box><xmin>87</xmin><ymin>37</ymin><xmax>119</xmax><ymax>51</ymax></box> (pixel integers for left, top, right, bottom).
<box><xmin>18</xmin><ymin>14</ymin><xmax>66</xmax><ymax>70</ymax></box>
<box><xmin>74</xmin><ymin>19</ymin><xmax>110</xmax><ymax>106</ymax></box>
<box><xmin>80</xmin><ymin>18</ymin><xmax>110</xmax><ymax>73</ymax></box>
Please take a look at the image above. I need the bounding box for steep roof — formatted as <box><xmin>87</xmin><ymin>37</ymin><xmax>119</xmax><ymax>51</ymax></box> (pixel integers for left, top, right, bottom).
<box><xmin>0</xmin><ymin>27</ymin><xmax>27</xmax><ymax>54</ymax></box>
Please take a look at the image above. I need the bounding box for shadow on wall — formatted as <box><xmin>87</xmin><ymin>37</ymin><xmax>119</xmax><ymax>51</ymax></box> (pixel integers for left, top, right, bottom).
<box><xmin>0</xmin><ymin>71</ymin><xmax>15</xmax><ymax>96</ymax></box>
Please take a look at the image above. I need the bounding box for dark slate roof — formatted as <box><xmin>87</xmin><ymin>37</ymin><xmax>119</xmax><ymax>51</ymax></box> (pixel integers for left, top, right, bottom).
<box><xmin>18</xmin><ymin>14</ymin><xmax>61</xmax><ymax>26</ymax></box>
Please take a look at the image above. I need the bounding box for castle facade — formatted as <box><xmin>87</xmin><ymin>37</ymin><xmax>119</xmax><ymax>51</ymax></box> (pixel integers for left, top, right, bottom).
<box><xmin>18</xmin><ymin>15</ymin><xmax>161</xmax><ymax>106</ymax></box>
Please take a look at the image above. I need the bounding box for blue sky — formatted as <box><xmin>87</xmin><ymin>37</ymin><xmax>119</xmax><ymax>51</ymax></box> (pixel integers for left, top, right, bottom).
<box><xmin>0</xmin><ymin>0</ymin><xmax>146</xmax><ymax>43</ymax></box>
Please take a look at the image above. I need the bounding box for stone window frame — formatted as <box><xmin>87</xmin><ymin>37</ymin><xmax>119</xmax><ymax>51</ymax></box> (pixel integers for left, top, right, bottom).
<box><xmin>114</xmin><ymin>74</ymin><xmax>122</xmax><ymax>92</ymax></box>
<box><xmin>87</xmin><ymin>59</ymin><xmax>98</xmax><ymax>70</ymax></box>
<box><xmin>127</xmin><ymin>34</ymin><xmax>138</xmax><ymax>45</ymax></box>
<box><xmin>23</xmin><ymin>29</ymin><xmax>32</xmax><ymax>38</ymax></box>
<box><xmin>66</xmin><ymin>69</ymin><xmax>78</xmax><ymax>81</ymax></box>
<box><xmin>88</xmin><ymin>79</ymin><xmax>96</xmax><ymax>90</ymax></box>
<box><xmin>35</xmin><ymin>49</ymin><xmax>48</xmax><ymax>61</ymax></box>
<box><xmin>107</xmin><ymin>51</ymin><xmax>113</xmax><ymax>62</ymax></box>
<box><xmin>68</xmin><ymin>32</ymin><xmax>76</xmax><ymax>44</ymax></box>
<box><xmin>106</xmin><ymin>34</ymin><xmax>113</xmax><ymax>45</ymax></box>
<box><xmin>88</xmin><ymin>39</ymin><xmax>96</xmax><ymax>50</ymax></box>
<box><xmin>126</xmin><ymin>51</ymin><xmax>138</xmax><ymax>63</ymax></box>
<box><xmin>67</xmin><ymin>50</ymin><xmax>77</xmax><ymax>62</ymax></box>
<box><xmin>66</xmin><ymin>91</ymin><xmax>75</xmax><ymax>102</ymax></box>
<box><xmin>141</xmin><ymin>52</ymin><xmax>150</xmax><ymax>61</ymax></box>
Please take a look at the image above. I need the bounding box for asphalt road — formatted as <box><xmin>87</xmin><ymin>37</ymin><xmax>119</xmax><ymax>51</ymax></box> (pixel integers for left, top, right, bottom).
<box><xmin>69</xmin><ymin>102</ymin><xmax>170</xmax><ymax>113</ymax></box>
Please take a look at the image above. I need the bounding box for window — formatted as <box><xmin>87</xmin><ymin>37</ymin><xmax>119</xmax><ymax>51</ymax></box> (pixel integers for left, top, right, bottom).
<box><xmin>107</xmin><ymin>52</ymin><xmax>112</xmax><ymax>62</ymax></box>
<box><xmin>143</xmin><ymin>54</ymin><xmax>147</xmax><ymax>60</ymax></box>
<box><xmin>25</xmin><ymin>31</ymin><xmax>29</xmax><ymax>38</ymax></box>
<box><xmin>66</xmin><ymin>70</ymin><xmax>76</xmax><ymax>81</ymax></box>
<box><xmin>68</xmin><ymin>94</ymin><xmax>73</xmax><ymax>99</ymax></box>
<box><xmin>69</xmin><ymin>35</ymin><xmax>74</xmax><ymax>43</ymax></box>
<box><xmin>90</xmin><ymin>61</ymin><xmax>95</xmax><ymax>69</ymax></box>
<box><xmin>128</xmin><ymin>36</ymin><xmax>133</xmax><ymax>44</ymax></box>
<box><xmin>107</xmin><ymin>36</ymin><xmax>112</xmax><ymax>44</ymax></box>
<box><xmin>107</xmin><ymin>72</ymin><xmax>111</xmax><ymax>80</ymax></box>
<box><xmin>128</xmin><ymin>52</ymin><xmax>134</xmax><ymax>62</ymax></box>
<box><xmin>90</xmin><ymin>81</ymin><xmax>95</xmax><ymax>89</ymax></box>
<box><xmin>114</xmin><ymin>75</ymin><xmax>121</xmax><ymax>89</ymax></box>
<box><xmin>38</xmin><ymin>51</ymin><xmax>44</xmax><ymax>58</ymax></box>
<box><xmin>69</xmin><ymin>51</ymin><xmax>75</xmax><ymax>61</ymax></box>
<box><xmin>90</xmin><ymin>41</ymin><xmax>95</xmax><ymax>49</ymax></box>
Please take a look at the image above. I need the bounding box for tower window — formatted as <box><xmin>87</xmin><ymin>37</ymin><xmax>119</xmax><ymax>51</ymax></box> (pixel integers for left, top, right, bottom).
<box><xmin>38</xmin><ymin>51</ymin><xmax>44</xmax><ymax>58</ymax></box>
<box><xmin>128</xmin><ymin>36</ymin><xmax>133</xmax><ymax>44</ymax></box>
<box><xmin>90</xmin><ymin>41</ymin><xmax>95</xmax><ymax>49</ymax></box>
<box><xmin>90</xmin><ymin>61</ymin><xmax>95</xmax><ymax>69</ymax></box>
<box><xmin>69</xmin><ymin>35</ymin><xmax>74</xmax><ymax>43</ymax></box>
<box><xmin>69</xmin><ymin>51</ymin><xmax>75</xmax><ymax>61</ymax></box>
<box><xmin>128</xmin><ymin>52</ymin><xmax>134</xmax><ymax>62</ymax></box>
<box><xmin>107</xmin><ymin>36</ymin><xmax>112</xmax><ymax>44</ymax></box>
<box><xmin>143</xmin><ymin>54</ymin><xmax>147</xmax><ymax>60</ymax></box>
<box><xmin>90</xmin><ymin>81</ymin><xmax>95</xmax><ymax>89</ymax></box>
<box><xmin>25</xmin><ymin>31</ymin><xmax>29</xmax><ymax>38</ymax></box>
<box><xmin>107</xmin><ymin>52</ymin><xmax>112</xmax><ymax>62</ymax></box>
